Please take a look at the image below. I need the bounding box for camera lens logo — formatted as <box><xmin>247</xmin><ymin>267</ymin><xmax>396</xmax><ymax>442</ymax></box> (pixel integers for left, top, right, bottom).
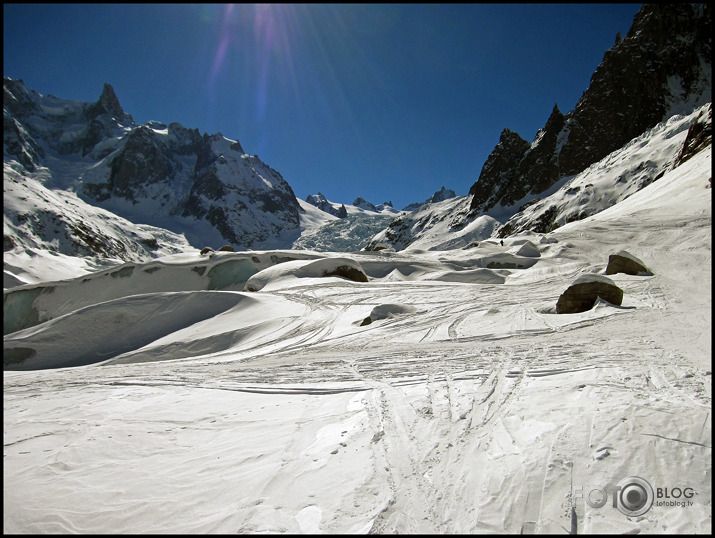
<box><xmin>615</xmin><ymin>476</ymin><xmax>654</xmax><ymax>516</ymax></box>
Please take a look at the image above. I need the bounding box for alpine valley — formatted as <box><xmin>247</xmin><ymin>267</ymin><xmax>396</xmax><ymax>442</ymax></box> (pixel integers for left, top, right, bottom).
<box><xmin>3</xmin><ymin>3</ymin><xmax>712</xmax><ymax>535</ymax></box>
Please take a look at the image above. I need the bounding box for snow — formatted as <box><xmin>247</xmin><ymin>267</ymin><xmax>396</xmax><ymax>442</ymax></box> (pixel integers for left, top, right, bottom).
<box><xmin>3</xmin><ymin>87</ymin><xmax>712</xmax><ymax>534</ymax></box>
<box><xmin>4</xmin><ymin>124</ymin><xmax>711</xmax><ymax>533</ymax></box>
<box><xmin>503</xmin><ymin>105</ymin><xmax>710</xmax><ymax>234</ymax></box>
<box><xmin>243</xmin><ymin>257</ymin><xmax>367</xmax><ymax>292</ymax></box>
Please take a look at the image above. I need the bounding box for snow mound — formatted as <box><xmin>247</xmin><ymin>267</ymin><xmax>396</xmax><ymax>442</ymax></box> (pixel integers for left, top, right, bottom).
<box><xmin>4</xmin><ymin>291</ymin><xmax>252</xmax><ymax>370</ymax></box>
<box><xmin>427</xmin><ymin>268</ymin><xmax>508</xmax><ymax>284</ymax></box>
<box><xmin>511</xmin><ymin>240</ymin><xmax>541</xmax><ymax>257</ymax></box>
<box><xmin>245</xmin><ymin>257</ymin><xmax>368</xmax><ymax>292</ymax></box>
<box><xmin>477</xmin><ymin>252</ymin><xmax>540</xmax><ymax>270</ymax></box>
<box><xmin>3</xmin><ymin>254</ymin><xmax>263</xmax><ymax>335</ymax></box>
<box><xmin>361</xmin><ymin>303</ymin><xmax>417</xmax><ymax>325</ymax></box>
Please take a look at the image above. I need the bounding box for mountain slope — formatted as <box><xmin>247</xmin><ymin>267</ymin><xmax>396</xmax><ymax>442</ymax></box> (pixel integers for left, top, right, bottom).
<box><xmin>367</xmin><ymin>3</ymin><xmax>711</xmax><ymax>251</ymax></box>
<box><xmin>469</xmin><ymin>3</ymin><xmax>711</xmax><ymax>218</ymax></box>
<box><xmin>3</xmin><ymin>78</ymin><xmax>303</xmax><ymax>255</ymax></box>
<box><xmin>366</xmin><ymin>102</ymin><xmax>711</xmax><ymax>251</ymax></box>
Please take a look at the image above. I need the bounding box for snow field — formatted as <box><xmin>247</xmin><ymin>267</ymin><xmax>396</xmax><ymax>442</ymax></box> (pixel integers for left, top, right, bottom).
<box><xmin>3</xmin><ymin>131</ymin><xmax>711</xmax><ymax>533</ymax></box>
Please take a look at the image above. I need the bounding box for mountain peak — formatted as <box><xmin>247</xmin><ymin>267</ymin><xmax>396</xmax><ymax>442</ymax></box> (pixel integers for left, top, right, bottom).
<box><xmin>95</xmin><ymin>83</ymin><xmax>124</xmax><ymax>118</ymax></box>
<box><xmin>468</xmin><ymin>2</ymin><xmax>711</xmax><ymax>217</ymax></box>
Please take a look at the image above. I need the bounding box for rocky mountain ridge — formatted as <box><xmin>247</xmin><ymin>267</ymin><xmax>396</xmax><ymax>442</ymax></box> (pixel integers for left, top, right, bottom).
<box><xmin>305</xmin><ymin>193</ymin><xmax>348</xmax><ymax>218</ymax></box>
<box><xmin>367</xmin><ymin>3</ymin><xmax>711</xmax><ymax>251</ymax></box>
<box><xmin>403</xmin><ymin>186</ymin><xmax>457</xmax><ymax>212</ymax></box>
<box><xmin>4</xmin><ymin>77</ymin><xmax>303</xmax><ymax>255</ymax></box>
<box><xmin>364</xmin><ymin>102</ymin><xmax>711</xmax><ymax>252</ymax></box>
<box><xmin>468</xmin><ymin>3</ymin><xmax>710</xmax><ymax>221</ymax></box>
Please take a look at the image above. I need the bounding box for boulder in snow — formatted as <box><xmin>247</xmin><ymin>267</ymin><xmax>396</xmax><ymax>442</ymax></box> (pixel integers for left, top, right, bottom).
<box><xmin>556</xmin><ymin>274</ymin><xmax>623</xmax><ymax>314</ymax></box>
<box><xmin>360</xmin><ymin>303</ymin><xmax>416</xmax><ymax>326</ymax></box>
<box><xmin>605</xmin><ymin>251</ymin><xmax>650</xmax><ymax>276</ymax></box>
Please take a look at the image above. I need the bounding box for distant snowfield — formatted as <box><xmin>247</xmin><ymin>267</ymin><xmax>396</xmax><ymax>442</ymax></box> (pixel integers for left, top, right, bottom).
<box><xmin>3</xmin><ymin>140</ymin><xmax>712</xmax><ymax>533</ymax></box>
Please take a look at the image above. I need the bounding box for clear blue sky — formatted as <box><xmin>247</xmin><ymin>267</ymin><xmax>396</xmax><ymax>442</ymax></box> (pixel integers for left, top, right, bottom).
<box><xmin>4</xmin><ymin>3</ymin><xmax>642</xmax><ymax>210</ymax></box>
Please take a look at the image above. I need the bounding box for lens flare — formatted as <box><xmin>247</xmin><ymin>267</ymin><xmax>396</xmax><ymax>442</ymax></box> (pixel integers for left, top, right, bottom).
<box><xmin>202</xmin><ymin>4</ymin><xmax>391</xmax><ymax>158</ymax></box>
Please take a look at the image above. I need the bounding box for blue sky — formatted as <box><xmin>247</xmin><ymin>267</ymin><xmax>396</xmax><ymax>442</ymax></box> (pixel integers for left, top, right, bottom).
<box><xmin>4</xmin><ymin>4</ymin><xmax>642</xmax><ymax>210</ymax></box>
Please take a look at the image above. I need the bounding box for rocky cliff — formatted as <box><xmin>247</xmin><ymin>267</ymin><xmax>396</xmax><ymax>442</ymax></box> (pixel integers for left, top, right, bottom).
<box><xmin>468</xmin><ymin>3</ymin><xmax>711</xmax><ymax>219</ymax></box>
<box><xmin>3</xmin><ymin>78</ymin><xmax>303</xmax><ymax>251</ymax></box>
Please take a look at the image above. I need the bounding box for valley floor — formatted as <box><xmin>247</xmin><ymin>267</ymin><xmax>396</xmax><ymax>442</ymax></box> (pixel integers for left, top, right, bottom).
<box><xmin>3</xmin><ymin>152</ymin><xmax>712</xmax><ymax>533</ymax></box>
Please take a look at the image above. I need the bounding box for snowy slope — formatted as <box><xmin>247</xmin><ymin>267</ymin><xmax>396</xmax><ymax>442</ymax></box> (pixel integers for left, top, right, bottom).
<box><xmin>3</xmin><ymin>133</ymin><xmax>710</xmax><ymax>533</ymax></box>
<box><xmin>296</xmin><ymin>194</ymin><xmax>401</xmax><ymax>252</ymax></box>
<box><xmin>3</xmin><ymin>159</ymin><xmax>195</xmax><ymax>287</ymax></box>
<box><xmin>4</xmin><ymin>78</ymin><xmax>303</xmax><ymax>258</ymax></box>
<box><xmin>498</xmin><ymin>103</ymin><xmax>713</xmax><ymax>236</ymax></box>
<box><xmin>366</xmin><ymin>103</ymin><xmax>711</xmax><ymax>252</ymax></box>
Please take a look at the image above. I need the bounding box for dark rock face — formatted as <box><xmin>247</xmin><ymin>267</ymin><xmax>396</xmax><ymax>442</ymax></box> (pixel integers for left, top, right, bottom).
<box><xmin>87</xmin><ymin>83</ymin><xmax>125</xmax><ymax>118</ymax></box>
<box><xmin>469</xmin><ymin>4</ymin><xmax>711</xmax><ymax>218</ymax></box>
<box><xmin>4</xmin><ymin>77</ymin><xmax>303</xmax><ymax>250</ymax></box>
<box><xmin>323</xmin><ymin>265</ymin><xmax>369</xmax><ymax>283</ymax></box>
<box><xmin>556</xmin><ymin>274</ymin><xmax>624</xmax><ymax>314</ymax></box>
<box><xmin>605</xmin><ymin>251</ymin><xmax>650</xmax><ymax>276</ymax></box>
<box><xmin>559</xmin><ymin>4</ymin><xmax>711</xmax><ymax>178</ymax></box>
<box><xmin>470</xmin><ymin>106</ymin><xmax>566</xmax><ymax>214</ymax></box>
<box><xmin>109</xmin><ymin>126</ymin><xmax>176</xmax><ymax>201</ymax></box>
<box><xmin>468</xmin><ymin>128</ymin><xmax>531</xmax><ymax>213</ymax></box>
<box><xmin>306</xmin><ymin>193</ymin><xmax>347</xmax><ymax>218</ymax></box>
<box><xmin>674</xmin><ymin>103</ymin><xmax>712</xmax><ymax>167</ymax></box>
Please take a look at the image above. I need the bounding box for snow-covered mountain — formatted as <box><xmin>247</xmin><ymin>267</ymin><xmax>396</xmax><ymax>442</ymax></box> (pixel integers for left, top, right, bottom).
<box><xmin>367</xmin><ymin>3</ymin><xmax>711</xmax><ymax>251</ymax></box>
<box><xmin>3</xmin><ymin>78</ymin><xmax>303</xmax><ymax>256</ymax></box>
<box><xmin>402</xmin><ymin>186</ymin><xmax>457</xmax><ymax>212</ymax></box>
<box><xmin>498</xmin><ymin>103</ymin><xmax>712</xmax><ymax>237</ymax></box>
<box><xmin>296</xmin><ymin>193</ymin><xmax>402</xmax><ymax>251</ymax></box>
<box><xmin>305</xmin><ymin>192</ymin><xmax>349</xmax><ymax>218</ymax></box>
<box><xmin>305</xmin><ymin>192</ymin><xmax>400</xmax><ymax>218</ymax></box>
<box><xmin>468</xmin><ymin>3</ymin><xmax>711</xmax><ymax>217</ymax></box>
<box><xmin>366</xmin><ymin>103</ymin><xmax>711</xmax><ymax>251</ymax></box>
<box><xmin>351</xmin><ymin>197</ymin><xmax>399</xmax><ymax>214</ymax></box>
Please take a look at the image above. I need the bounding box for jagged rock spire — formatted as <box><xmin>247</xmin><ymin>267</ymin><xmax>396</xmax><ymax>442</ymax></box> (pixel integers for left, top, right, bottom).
<box><xmin>468</xmin><ymin>3</ymin><xmax>711</xmax><ymax>216</ymax></box>
<box><xmin>88</xmin><ymin>83</ymin><xmax>125</xmax><ymax>118</ymax></box>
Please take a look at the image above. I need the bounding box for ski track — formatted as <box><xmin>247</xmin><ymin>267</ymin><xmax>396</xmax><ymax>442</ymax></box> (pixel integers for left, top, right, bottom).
<box><xmin>3</xmin><ymin>209</ymin><xmax>712</xmax><ymax>533</ymax></box>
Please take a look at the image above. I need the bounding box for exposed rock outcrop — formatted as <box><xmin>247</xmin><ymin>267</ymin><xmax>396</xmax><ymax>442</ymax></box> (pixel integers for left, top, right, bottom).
<box><xmin>605</xmin><ymin>251</ymin><xmax>650</xmax><ymax>276</ymax></box>
<box><xmin>556</xmin><ymin>274</ymin><xmax>624</xmax><ymax>314</ymax></box>
<box><xmin>468</xmin><ymin>3</ymin><xmax>711</xmax><ymax>221</ymax></box>
<box><xmin>4</xmin><ymin>77</ymin><xmax>303</xmax><ymax>250</ymax></box>
<box><xmin>674</xmin><ymin>103</ymin><xmax>712</xmax><ymax>167</ymax></box>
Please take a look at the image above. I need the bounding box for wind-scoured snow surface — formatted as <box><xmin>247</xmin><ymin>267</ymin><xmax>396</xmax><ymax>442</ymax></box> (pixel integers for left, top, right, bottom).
<box><xmin>3</xmin><ymin>118</ymin><xmax>712</xmax><ymax>532</ymax></box>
